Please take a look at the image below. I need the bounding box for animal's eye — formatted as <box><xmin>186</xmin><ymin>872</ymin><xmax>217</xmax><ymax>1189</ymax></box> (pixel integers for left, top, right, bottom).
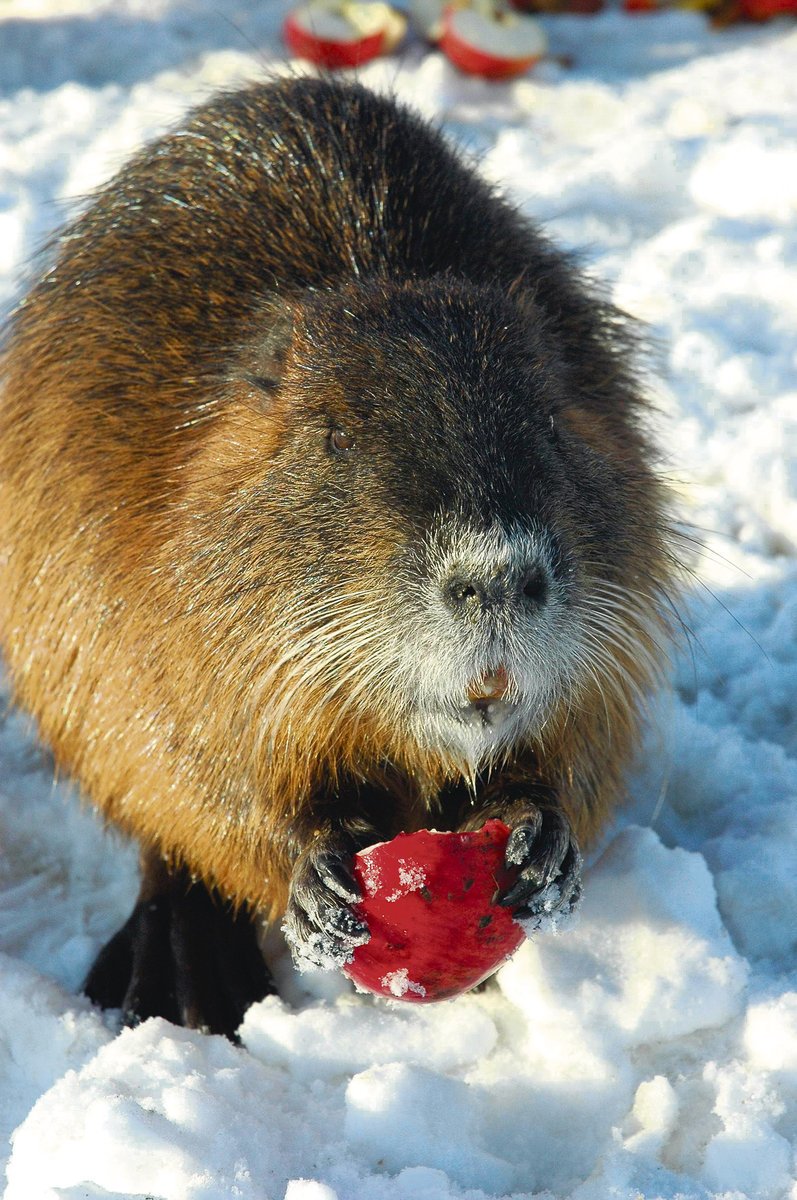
<box><xmin>330</xmin><ymin>426</ymin><xmax>356</xmax><ymax>456</ymax></box>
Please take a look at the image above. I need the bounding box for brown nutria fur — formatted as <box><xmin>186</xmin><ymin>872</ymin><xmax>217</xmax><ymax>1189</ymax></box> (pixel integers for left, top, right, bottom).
<box><xmin>0</xmin><ymin>76</ymin><xmax>673</xmax><ymax>1035</ymax></box>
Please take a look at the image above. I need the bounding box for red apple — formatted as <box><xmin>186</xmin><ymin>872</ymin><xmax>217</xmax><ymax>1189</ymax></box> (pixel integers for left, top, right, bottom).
<box><xmin>344</xmin><ymin>820</ymin><xmax>525</xmax><ymax>1003</ymax></box>
<box><xmin>440</xmin><ymin>5</ymin><xmax>547</xmax><ymax>79</ymax></box>
<box><xmin>283</xmin><ymin>3</ymin><xmax>405</xmax><ymax>69</ymax></box>
<box><xmin>739</xmin><ymin>0</ymin><xmax>797</xmax><ymax>16</ymax></box>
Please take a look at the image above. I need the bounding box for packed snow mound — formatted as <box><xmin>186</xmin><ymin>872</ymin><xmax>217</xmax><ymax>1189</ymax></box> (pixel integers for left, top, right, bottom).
<box><xmin>0</xmin><ymin>829</ymin><xmax>751</xmax><ymax>1199</ymax></box>
<box><xmin>2</xmin><ymin>3</ymin><xmax>797</xmax><ymax>1198</ymax></box>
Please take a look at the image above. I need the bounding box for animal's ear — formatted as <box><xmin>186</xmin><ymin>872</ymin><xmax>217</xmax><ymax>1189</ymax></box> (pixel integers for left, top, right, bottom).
<box><xmin>511</xmin><ymin>272</ymin><xmax>644</xmax><ymax>421</ymax></box>
<box><xmin>230</xmin><ymin>296</ymin><xmax>296</xmax><ymax>408</ymax></box>
<box><xmin>507</xmin><ymin>284</ymin><xmax>561</xmax><ymax>378</ymax></box>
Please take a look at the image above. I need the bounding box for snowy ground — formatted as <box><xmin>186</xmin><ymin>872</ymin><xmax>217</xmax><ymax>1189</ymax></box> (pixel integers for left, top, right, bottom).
<box><xmin>2</xmin><ymin>2</ymin><xmax>797</xmax><ymax>1198</ymax></box>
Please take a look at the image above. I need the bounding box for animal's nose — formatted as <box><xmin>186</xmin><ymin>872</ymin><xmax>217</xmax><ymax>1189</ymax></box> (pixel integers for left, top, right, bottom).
<box><xmin>441</xmin><ymin>562</ymin><xmax>550</xmax><ymax>620</ymax></box>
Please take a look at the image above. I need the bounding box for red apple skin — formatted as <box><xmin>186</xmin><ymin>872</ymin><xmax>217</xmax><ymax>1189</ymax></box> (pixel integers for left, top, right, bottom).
<box><xmin>440</xmin><ymin>15</ymin><xmax>544</xmax><ymax>80</ymax></box>
<box><xmin>283</xmin><ymin>13</ymin><xmax>386</xmax><ymax>69</ymax></box>
<box><xmin>344</xmin><ymin>820</ymin><xmax>525</xmax><ymax>1003</ymax></box>
<box><xmin>739</xmin><ymin>0</ymin><xmax>797</xmax><ymax>16</ymax></box>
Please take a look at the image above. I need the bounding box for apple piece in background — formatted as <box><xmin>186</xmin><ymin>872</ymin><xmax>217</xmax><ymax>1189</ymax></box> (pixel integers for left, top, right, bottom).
<box><xmin>440</xmin><ymin>4</ymin><xmax>547</xmax><ymax>79</ymax></box>
<box><xmin>738</xmin><ymin>0</ymin><xmax>797</xmax><ymax>17</ymax></box>
<box><xmin>283</xmin><ymin>3</ymin><xmax>406</xmax><ymax>69</ymax></box>
<box><xmin>616</xmin><ymin>0</ymin><xmax>795</xmax><ymax>16</ymax></box>
<box><xmin>511</xmin><ymin>0</ymin><xmax>604</xmax><ymax>12</ymax></box>
<box><xmin>344</xmin><ymin>820</ymin><xmax>526</xmax><ymax>1003</ymax></box>
<box><xmin>378</xmin><ymin>3</ymin><xmax>411</xmax><ymax>47</ymax></box>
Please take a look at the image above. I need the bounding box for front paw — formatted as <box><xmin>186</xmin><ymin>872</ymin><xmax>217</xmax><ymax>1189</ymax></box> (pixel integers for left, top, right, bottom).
<box><xmin>496</xmin><ymin>807</ymin><xmax>582</xmax><ymax>929</ymax></box>
<box><xmin>283</xmin><ymin>835</ymin><xmax>370</xmax><ymax>970</ymax></box>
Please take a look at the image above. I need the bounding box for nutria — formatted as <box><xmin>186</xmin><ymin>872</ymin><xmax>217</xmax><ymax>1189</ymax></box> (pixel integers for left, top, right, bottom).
<box><xmin>0</xmin><ymin>76</ymin><xmax>672</xmax><ymax>1037</ymax></box>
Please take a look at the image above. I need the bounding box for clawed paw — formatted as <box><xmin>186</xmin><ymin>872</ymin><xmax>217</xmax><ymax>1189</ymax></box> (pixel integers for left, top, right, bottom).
<box><xmin>283</xmin><ymin>837</ymin><xmax>370</xmax><ymax>970</ymax></box>
<box><xmin>496</xmin><ymin>807</ymin><xmax>582</xmax><ymax>929</ymax></box>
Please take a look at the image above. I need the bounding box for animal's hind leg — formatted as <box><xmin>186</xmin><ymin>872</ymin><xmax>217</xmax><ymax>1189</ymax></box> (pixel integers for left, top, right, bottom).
<box><xmin>83</xmin><ymin>849</ymin><xmax>275</xmax><ymax>1040</ymax></box>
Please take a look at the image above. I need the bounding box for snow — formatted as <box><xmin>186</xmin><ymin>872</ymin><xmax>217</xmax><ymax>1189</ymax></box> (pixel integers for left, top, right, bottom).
<box><xmin>378</xmin><ymin>969</ymin><xmax>427</xmax><ymax>998</ymax></box>
<box><xmin>1</xmin><ymin>2</ymin><xmax>797</xmax><ymax>1197</ymax></box>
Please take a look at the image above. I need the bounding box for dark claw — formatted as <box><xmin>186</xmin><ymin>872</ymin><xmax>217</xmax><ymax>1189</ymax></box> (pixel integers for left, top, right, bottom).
<box><xmin>316</xmin><ymin>852</ymin><xmax>363</xmax><ymax>904</ymax></box>
<box><xmin>282</xmin><ymin>903</ymin><xmax>368</xmax><ymax>970</ymax></box>
<box><xmin>497</xmin><ymin>806</ymin><xmax>582</xmax><ymax>923</ymax></box>
<box><xmin>503</xmin><ymin>810</ymin><xmax>543</xmax><ymax>866</ymax></box>
<box><xmin>284</xmin><ymin>833</ymin><xmax>371</xmax><ymax>969</ymax></box>
<box><xmin>513</xmin><ymin>851</ymin><xmax>583</xmax><ymax>925</ymax></box>
<box><xmin>326</xmin><ymin>904</ymin><xmax>369</xmax><ymax>940</ymax></box>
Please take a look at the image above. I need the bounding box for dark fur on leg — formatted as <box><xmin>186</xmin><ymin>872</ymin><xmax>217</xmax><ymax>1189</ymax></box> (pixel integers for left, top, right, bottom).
<box><xmin>83</xmin><ymin>850</ymin><xmax>275</xmax><ymax>1040</ymax></box>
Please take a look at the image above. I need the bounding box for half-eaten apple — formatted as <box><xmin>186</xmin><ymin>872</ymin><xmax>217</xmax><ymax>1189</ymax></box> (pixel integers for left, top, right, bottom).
<box><xmin>344</xmin><ymin>820</ymin><xmax>526</xmax><ymax>1002</ymax></box>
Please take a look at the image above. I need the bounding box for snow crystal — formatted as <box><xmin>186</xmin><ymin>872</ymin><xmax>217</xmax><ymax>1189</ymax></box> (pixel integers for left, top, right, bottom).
<box><xmin>384</xmin><ymin>859</ymin><xmax>427</xmax><ymax>902</ymax></box>
<box><xmin>358</xmin><ymin>852</ymin><xmax>383</xmax><ymax>899</ymax></box>
<box><xmin>281</xmin><ymin>917</ymin><xmax>366</xmax><ymax>974</ymax></box>
<box><xmin>380</xmin><ymin>969</ymin><xmax>427</xmax><ymax>999</ymax></box>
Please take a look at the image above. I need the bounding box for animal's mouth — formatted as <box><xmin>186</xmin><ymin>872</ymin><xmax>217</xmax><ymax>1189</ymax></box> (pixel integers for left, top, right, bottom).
<box><xmin>458</xmin><ymin>666</ymin><xmax>516</xmax><ymax>730</ymax></box>
<box><xmin>466</xmin><ymin>666</ymin><xmax>510</xmax><ymax>704</ymax></box>
<box><xmin>414</xmin><ymin>665</ymin><xmax>527</xmax><ymax>746</ymax></box>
